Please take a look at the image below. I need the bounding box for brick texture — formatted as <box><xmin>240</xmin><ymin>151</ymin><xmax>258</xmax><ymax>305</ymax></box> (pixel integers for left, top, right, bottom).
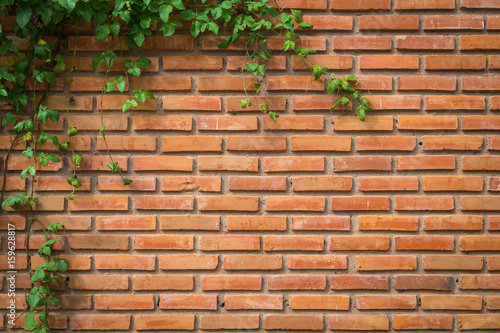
<box><xmin>1</xmin><ymin>1</ymin><xmax>498</xmax><ymax>332</ymax></box>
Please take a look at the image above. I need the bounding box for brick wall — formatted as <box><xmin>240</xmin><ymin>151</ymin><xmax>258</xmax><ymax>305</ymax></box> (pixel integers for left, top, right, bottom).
<box><xmin>1</xmin><ymin>0</ymin><xmax>500</xmax><ymax>331</ymax></box>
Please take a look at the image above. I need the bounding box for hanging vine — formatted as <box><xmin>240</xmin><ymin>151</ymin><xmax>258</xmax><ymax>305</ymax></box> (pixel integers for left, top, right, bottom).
<box><xmin>0</xmin><ymin>0</ymin><xmax>370</xmax><ymax>331</ymax></box>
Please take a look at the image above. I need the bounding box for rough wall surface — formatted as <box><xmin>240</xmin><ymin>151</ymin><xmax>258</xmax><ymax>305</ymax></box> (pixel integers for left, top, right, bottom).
<box><xmin>2</xmin><ymin>0</ymin><xmax>500</xmax><ymax>331</ymax></box>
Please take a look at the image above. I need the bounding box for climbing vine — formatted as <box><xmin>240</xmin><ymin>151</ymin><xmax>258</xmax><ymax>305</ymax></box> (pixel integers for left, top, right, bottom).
<box><xmin>0</xmin><ymin>0</ymin><xmax>369</xmax><ymax>331</ymax></box>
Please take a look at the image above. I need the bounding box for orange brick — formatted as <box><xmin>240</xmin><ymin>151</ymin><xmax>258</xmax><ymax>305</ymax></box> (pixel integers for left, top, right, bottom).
<box><xmin>356</xmin><ymin>136</ymin><xmax>416</xmax><ymax>151</ymax></box>
<box><xmin>228</xmin><ymin>176</ymin><xmax>286</xmax><ymax>191</ymax></box>
<box><xmin>288</xmin><ymin>255</ymin><xmax>347</xmax><ymax>270</ymax></box>
<box><xmin>292</xmin><ymin>176</ymin><xmax>352</xmax><ymax>191</ymax></box>
<box><xmin>159</xmin><ymin>295</ymin><xmax>217</xmax><ymax>310</ymax></box>
<box><xmin>359</xmin><ymin>15</ymin><xmax>419</xmax><ymax>30</ymax></box>
<box><xmin>458</xmin><ymin>314</ymin><xmax>500</xmax><ymax>330</ymax></box>
<box><xmin>159</xmin><ymin>255</ymin><xmax>218</xmax><ymax>270</ymax></box>
<box><xmin>357</xmin><ymin>295</ymin><xmax>416</xmax><ymax>310</ymax></box>
<box><xmin>226</xmin><ymin>216</ymin><xmax>287</xmax><ymax>231</ymax></box>
<box><xmin>462</xmin><ymin>196</ymin><xmax>500</xmax><ymax>210</ymax></box>
<box><xmin>265</xmin><ymin>314</ymin><xmax>324</xmax><ymax>330</ymax></box>
<box><xmin>399</xmin><ymin>76</ymin><xmax>457</xmax><ymax>91</ymax></box>
<box><xmin>334</xmin><ymin>156</ymin><xmax>392</xmax><ymax>172</ymax></box>
<box><xmin>201</xmin><ymin>275</ymin><xmax>261</xmax><ymax>290</ymax></box>
<box><xmin>96</xmin><ymin>216</ymin><xmax>156</xmax><ymax>230</ymax></box>
<box><xmin>395</xmin><ymin>235</ymin><xmax>454</xmax><ymax>251</ymax></box>
<box><xmin>396</xmin><ymin>0</ymin><xmax>456</xmax><ymax>9</ymax></box>
<box><xmin>225</xmin><ymin>295</ymin><xmax>283</xmax><ymax>310</ymax></box>
<box><xmin>200</xmin><ymin>315</ymin><xmax>259</xmax><ymax>330</ymax></box>
<box><xmin>291</xmin><ymin>216</ymin><xmax>350</xmax><ymax>231</ymax></box>
<box><xmin>160</xmin><ymin>215</ymin><xmax>220</xmax><ymax>230</ymax></box>
<box><xmin>358</xmin><ymin>216</ymin><xmax>419</xmax><ymax>231</ymax></box>
<box><xmin>198</xmin><ymin>116</ymin><xmax>258</xmax><ymax>131</ymax></box>
<box><xmin>163</xmin><ymin>55</ymin><xmax>222</xmax><ymax>70</ymax></box>
<box><xmin>424</xmin><ymin>215</ymin><xmax>483</xmax><ymax>230</ymax></box>
<box><xmin>329</xmin><ymin>315</ymin><xmax>389</xmax><ymax>331</ymax></box>
<box><xmin>421</xmin><ymin>295</ymin><xmax>482</xmax><ymax>310</ymax></box>
<box><xmin>133</xmin><ymin>156</ymin><xmax>193</xmax><ymax>171</ymax></box>
<box><xmin>397</xmin><ymin>36</ymin><xmax>455</xmax><ymax>50</ymax></box>
<box><xmin>331</xmin><ymin>0</ymin><xmax>390</xmax><ymax>10</ymax></box>
<box><xmin>132</xmin><ymin>275</ymin><xmax>193</xmax><ymax>290</ymax></box>
<box><xmin>135</xmin><ymin>235</ymin><xmax>193</xmax><ymax>250</ymax></box>
<box><xmin>334</xmin><ymin>36</ymin><xmax>392</xmax><ymax>50</ymax></box>
<box><xmin>461</xmin><ymin>35</ymin><xmax>500</xmax><ymax>50</ymax></box>
<box><xmin>268</xmin><ymin>275</ymin><xmax>326</xmax><ymax>290</ymax></box>
<box><xmin>424</xmin><ymin>255</ymin><xmax>483</xmax><ymax>270</ymax></box>
<box><xmin>264</xmin><ymin>235</ymin><xmax>324</xmax><ymax>251</ymax></box>
<box><xmin>459</xmin><ymin>274</ymin><xmax>500</xmax><ymax>289</ymax></box>
<box><xmin>422</xmin><ymin>135</ymin><xmax>483</xmax><ymax>150</ymax></box>
<box><xmin>133</xmin><ymin>116</ymin><xmax>192</xmax><ymax>131</ymax></box>
<box><xmin>334</xmin><ymin>116</ymin><xmax>393</xmax><ymax>131</ymax></box>
<box><xmin>135</xmin><ymin>195</ymin><xmax>194</xmax><ymax>210</ymax></box>
<box><xmin>330</xmin><ymin>236</ymin><xmax>390</xmax><ymax>251</ymax></box>
<box><xmin>393</xmin><ymin>314</ymin><xmax>453</xmax><ymax>330</ymax></box>
<box><xmin>135</xmin><ymin>315</ymin><xmax>194</xmax><ymax>330</ymax></box>
<box><xmin>332</xmin><ymin>196</ymin><xmax>390</xmax><ymax>211</ymax></box>
<box><xmin>164</xmin><ymin>95</ymin><xmax>221</xmax><ymax>111</ymax></box>
<box><xmin>198</xmin><ymin>156</ymin><xmax>258</xmax><ymax>172</ymax></box>
<box><xmin>395</xmin><ymin>275</ymin><xmax>454</xmax><ymax>290</ymax></box>
<box><xmin>95</xmin><ymin>255</ymin><xmax>155</xmax><ymax>270</ymax></box>
<box><xmin>70</xmin><ymin>315</ymin><xmax>130</xmax><ymax>330</ymax></box>
<box><xmin>95</xmin><ymin>295</ymin><xmax>154</xmax><ymax>310</ymax></box>
<box><xmin>264</xmin><ymin>115</ymin><xmax>324</xmax><ymax>130</ymax></box>
<box><xmin>161</xmin><ymin>176</ymin><xmax>221</xmax><ymax>192</ymax></box>
<box><xmin>224</xmin><ymin>255</ymin><xmax>281</xmax><ymax>270</ymax></box>
<box><xmin>359</xmin><ymin>177</ymin><xmax>418</xmax><ymax>192</ymax></box>
<box><xmin>291</xmin><ymin>136</ymin><xmax>351</xmax><ymax>151</ymax></box>
<box><xmin>424</xmin><ymin>15</ymin><xmax>484</xmax><ymax>30</ymax></box>
<box><xmin>198</xmin><ymin>196</ymin><xmax>258</xmax><ymax>211</ymax></box>
<box><xmin>397</xmin><ymin>155</ymin><xmax>455</xmax><ymax>170</ymax></box>
<box><xmin>426</xmin><ymin>95</ymin><xmax>485</xmax><ymax>110</ymax></box>
<box><xmin>162</xmin><ymin>136</ymin><xmax>222</xmax><ymax>152</ymax></box>
<box><xmin>360</xmin><ymin>55</ymin><xmax>419</xmax><ymax>69</ymax></box>
<box><xmin>200</xmin><ymin>235</ymin><xmax>260</xmax><ymax>251</ymax></box>
<box><xmin>357</xmin><ymin>255</ymin><xmax>417</xmax><ymax>271</ymax></box>
<box><xmin>266</xmin><ymin>196</ymin><xmax>326</xmax><ymax>211</ymax></box>
<box><xmin>425</xmin><ymin>55</ymin><xmax>486</xmax><ymax>70</ymax></box>
<box><xmin>331</xmin><ymin>275</ymin><xmax>389</xmax><ymax>290</ymax></box>
<box><xmin>423</xmin><ymin>176</ymin><xmax>483</xmax><ymax>191</ymax></box>
<box><xmin>264</xmin><ymin>157</ymin><xmax>324</xmax><ymax>172</ymax></box>
<box><xmin>227</xmin><ymin>136</ymin><xmax>286</xmax><ymax>151</ymax></box>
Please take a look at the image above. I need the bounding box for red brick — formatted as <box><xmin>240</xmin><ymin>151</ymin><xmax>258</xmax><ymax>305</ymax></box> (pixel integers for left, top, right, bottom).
<box><xmin>291</xmin><ymin>216</ymin><xmax>350</xmax><ymax>231</ymax></box>
<box><xmin>397</xmin><ymin>155</ymin><xmax>455</xmax><ymax>170</ymax></box>
<box><xmin>95</xmin><ymin>255</ymin><xmax>155</xmax><ymax>270</ymax></box>
<box><xmin>266</xmin><ymin>196</ymin><xmax>325</xmax><ymax>211</ymax></box>
<box><xmin>334</xmin><ymin>116</ymin><xmax>393</xmax><ymax>131</ymax></box>
<box><xmin>227</xmin><ymin>96</ymin><xmax>286</xmax><ymax>112</ymax></box>
<box><xmin>70</xmin><ymin>315</ymin><xmax>130</xmax><ymax>330</ymax></box>
<box><xmin>228</xmin><ymin>56</ymin><xmax>286</xmax><ymax>71</ymax></box>
<box><xmin>426</xmin><ymin>95</ymin><xmax>485</xmax><ymax>110</ymax></box>
<box><xmin>224</xmin><ymin>255</ymin><xmax>282</xmax><ymax>270</ymax></box>
<box><xmin>292</xmin><ymin>55</ymin><xmax>352</xmax><ymax>70</ymax></box>
<box><xmin>359</xmin><ymin>177</ymin><xmax>418</xmax><ymax>192</ymax></box>
<box><xmin>334</xmin><ymin>36</ymin><xmax>391</xmax><ymax>50</ymax></box>
<box><xmin>329</xmin><ymin>315</ymin><xmax>389</xmax><ymax>331</ymax></box>
<box><xmin>488</xmin><ymin>216</ymin><xmax>500</xmax><ymax>230</ymax></box>
<box><xmin>264</xmin><ymin>157</ymin><xmax>324</xmax><ymax>172</ymax></box>
<box><xmin>393</xmin><ymin>314</ymin><xmax>453</xmax><ymax>330</ymax></box>
<box><xmin>68</xmin><ymin>235</ymin><xmax>128</xmax><ymax>250</ymax></box>
<box><xmin>198</xmin><ymin>156</ymin><xmax>258</xmax><ymax>172</ymax></box>
<box><xmin>462</xmin><ymin>0</ymin><xmax>500</xmax><ymax>7</ymax></box>
<box><xmin>135</xmin><ymin>235</ymin><xmax>193</xmax><ymax>250</ymax></box>
<box><xmin>424</xmin><ymin>15</ymin><xmax>484</xmax><ymax>30</ymax></box>
<box><xmin>395</xmin><ymin>235</ymin><xmax>454</xmax><ymax>251</ymax></box>
<box><xmin>424</xmin><ymin>215</ymin><xmax>483</xmax><ymax>231</ymax></box>
<box><xmin>292</xmin><ymin>176</ymin><xmax>352</xmax><ymax>192</ymax></box>
<box><xmin>463</xmin><ymin>116</ymin><xmax>500</xmax><ymax>130</ymax></box>
<box><xmin>357</xmin><ymin>295</ymin><xmax>416</xmax><ymax>310</ymax></box>
<box><xmin>226</xmin><ymin>216</ymin><xmax>287</xmax><ymax>231</ymax></box>
<box><xmin>198</xmin><ymin>76</ymin><xmax>257</xmax><ymax>91</ymax></box>
<box><xmin>423</xmin><ymin>176</ymin><xmax>483</xmax><ymax>191</ymax></box>
<box><xmin>359</xmin><ymin>15</ymin><xmax>419</xmax><ymax>30</ymax></box>
<box><xmin>458</xmin><ymin>314</ymin><xmax>500</xmax><ymax>330</ymax></box>
<box><xmin>135</xmin><ymin>195</ymin><xmax>194</xmax><ymax>210</ymax></box>
<box><xmin>132</xmin><ymin>275</ymin><xmax>193</xmax><ymax>290</ymax></box>
<box><xmin>399</xmin><ymin>76</ymin><xmax>457</xmax><ymax>91</ymax></box>
<box><xmin>162</xmin><ymin>136</ymin><xmax>222</xmax><ymax>152</ymax></box>
<box><xmin>163</xmin><ymin>55</ymin><xmax>222</xmax><ymax>70</ymax></box>
<box><xmin>464</xmin><ymin>76</ymin><xmax>500</xmax><ymax>91</ymax></box>
<box><xmin>198</xmin><ymin>196</ymin><xmax>258</xmax><ymax>211</ymax></box>
<box><xmin>95</xmin><ymin>295</ymin><xmax>154</xmax><ymax>310</ymax></box>
<box><xmin>264</xmin><ymin>314</ymin><xmax>324</xmax><ymax>330</ymax></box>
<box><xmin>425</xmin><ymin>55</ymin><xmax>486</xmax><ymax>70</ymax></box>
<box><xmin>200</xmin><ymin>315</ymin><xmax>259</xmax><ymax>330</ymax></box>
<box><xmin>229</xmin><ymin>176</ymin><xmax>286</xmax><ymax>191</ymax></box>
<box><xmin>291</xmin><ymin>136</ymin><xmax>351</xmax><ymax>151</ymax></box>
<box><xmin>99</xmin><ymin>95</ymin><xmax>156</xmax><ymax>110</ymax></box>
<box><xmin>487</xmin><ymin>295</ymin><xmax>500</xmax><ymax>309</ymax></box>
<box><xmin>36</xmin><ymin>176</ymin><xmax>90</xmax><ymax>192</ymax></box>
<box><xmin>396</xmin><ymin>196</ymin><xmax>454</xmax><ymax>211</ymax></box>
<box><xmin>268</xmin><ymin>275</ymin><xmax>326</xmax><ymax>290</ymax></box>
<box><xmin>330</xmin><ymin>236</ymin><xmax>390</xmax><ymax>251</ymax></box>
<box><xmin>332</xmin><ymin>196</ymin><xmax>390</xmax><ymax>211</ymax></box>
<box><xmin>331</xmin><ymin>275</ymin><xmax>389</xmax><ymax>290</ymax></box>
<box><xmin>302</xmin><ymin>15</ymin><xmax>353</xmax><ymax>30</ymax></box>
<box><xmin>159</xmin><ymin>295</ymin><xmax>217</xmax><ymax>310</ymax></box>
<box><xmin>396</xmin><ymin>0</ymin><xmax>456</xmax><ymax>9</ymax></box>
<box><xmin>423</xmin><ymin>135</ymin><xmax>483</xmax><ymax>150</ymax></box>
<box><xmin>490</xmin><ymin>177</ymin><xmax>500</xmax><ymax>191</ymax></box>
<box><xmin>225</xmin><ymin>295</ymin><xmax>283</xmax><ymax>310</ymax></box>
<box><xmin>69</xmin><ymin>156</ymin><xmax>127</xmax><ymax>171</ymax></box>
<box><xmin>459</xmin><ymin>274</ymin><xmax>500</xmax><ymax>289</ymax></box>
<box><xmin>461</xmin><ymin>35</ymin><xmax>500</xmax><ymax>50</ymax></box>
<box><xmin>421</xmin><ymin>295</ymin><xmax>482</xmax><ymax>310</ymax></box>
<box><xmin>161</xmin><ymin>176</ymin><xmax>221</xmax><ymax>192</ymax></box>
<box><xmin>135</xmin><ymin>315</ymin><xmax>194</xmax><ymax>330</ymax></box>
<box><xmin>288</xmin><ymin>255</ymin><xmax>347</xmax><ymax>270</ymax></box>
<box><xmin>264</xmin><ymin>235</ymin><xmax>324</xmax><ymax>251</ymax></box>
<box><xmin>198</xmin><ymin>116</ymin><xmax>258</xmax><ymax>131</ymax></box>
<box><xmin>68</xmin><ymin>115</ymin><xmax>127</xmax><ymax>131</ymax></box>
<box><xmin>201</xmin><ymin>275</ymin><xmax>261</xmax><ymax>290</ymax></box>
<box><xmin>200</xmin><ymin>235</ymin><xmax>260</xmax><ymax>251</ymax></box>
<box><xmin>357</xmin><ymin>255</ymin><xmax>417</xmax><ymax>271</ymax></box>
<box><xmin>357</xmin><ymin>136</ymin><xmax>416</xmax><ymax>151</ymax></box>
<box><xmin>264</xmin><ymin>115</ymin><xmax>324</xmax><ymax>131</ymax></box>
<box><xmin>463</xmin><ymin>156</ymin><xmax>500</xmax><ymax>170</ymax></box>
<box><xmin>98</xmin><ymin>176</ymin><xmax>155</xmax><ymax>191</ymax></box>
<box><xmin>69</xmin><ymin>275</ymin><xmax>129</xmax><ymax>290</ymax></box>
<box><xmin>331</xmin><ymin>0</ymin><xmax>391</xmax><ymax>10</ymax></box>
<box><xmin>227</xmin><ymin>136</ymin><xmax>286</xmax><ymax>151</ymax></box>
<box><xmin>462</xmin><ymin>196</ymin><xmax>500</xmax><ymax>210</ymax></box>
<box><xmin>460</xmin><ymin>236</ymin><xmax>500</xmax><ymax>251</ymax></box>
<box><xmin>164</xmin><ymin>95</ymin><xmax>221</xmax><ymax>111</ymax></box>
<box><xmin>358</xmin><ymin>216</ymin><xmax>419</xmax><ymax>231</ymax></box>
<box><xmin>397</xmin><ymin>36</ymin><xmax>455</xmax><ymax>50</ymax></box>
<box><xmin>140</xmin><ymin>35</ymin><xmax>194</xmax><ymax>50</ymax></box>
<box><xmin>360</xmin><ymin>55</ymin><xmax>419</xmax><ymax>69</ymax></box>
<box><xmin>424</xmin><ymin>255</ymin><xmax>483</xmax><ymax>270</ymax></box>
<box><xmin>267</xmin><ymin>36</ymin><xmax>326</xmax><ymax>51</ymax></box>
<box><xmin>395</xmin><ymin>275</ymin><xmax>454</xmax><ymax>290</ymax></box>
<box><xmin>133</xmin><ymin>156</ymin><xmax>193</xmax><ymax>171</ymax></box>
<box><xmin>334</xmin><ymin>156</ymin><xmax>392</xmax><ymax>172</ymax></box>
<box><xmin>159</xmin><ymin>255</ymin><xmax>218</xmax><ymax>270</ymax></box>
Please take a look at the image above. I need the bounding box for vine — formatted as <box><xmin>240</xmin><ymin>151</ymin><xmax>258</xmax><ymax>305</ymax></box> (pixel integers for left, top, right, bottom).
<box><xmin>0</xmin><ymin>0</ymin><xmax>369</xmax><ymax>331</ymax></box>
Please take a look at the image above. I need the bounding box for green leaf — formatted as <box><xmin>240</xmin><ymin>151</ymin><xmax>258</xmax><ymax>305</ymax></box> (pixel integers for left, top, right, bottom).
<box><xmin>252</xmin><ymin>81</ymin><xmax>262</xmax><ymax>93</ymax></box>
<box><xmin>341</xmin><ymin>96</ymin><xmax>350</xmax><ymax>106</ymax></box>
<box><xmin>359</xmin><ymin>108</ymin><xmax>366</xmax><ymax>121</ymax></box>
<box><xmin>56</xmin><ymin>258</ymin><xmax>68</xmax><ymax>273</ymax></box>
<box><xmin>134</xmin><ymin>31</ymin><xmax>145</xmax><ymax>47</ymax></box>
<box><xmin>291</xmin><ymin>9</ymin><xmax>302</xmax><ymax>22</ymax></box>
<box><xmin>48</xmin><ymin>297</ymin><xmax>61</xmax><ymax>305</ymax></box>
<box><xmin>135</xmin><ymin>57</ymin><xmax>152</xmax><ymax>69</ymax></box>
<box><xmin>68</xmin><ymin>125</ymin><xmax>78</xmax><ymax>137</ymax></box>
<box><xmin>140</xmin><ymin>17</ymin><xmax>151</xmax><ymax>29</ymax></box>
<box><xmin>327</xmin><ymin>81</ymin><xmax>336</xmax><ymax>95</ymax></box>
<box><xmin>128</xmin><ymin>66</ymin><xmax>141</xmax><ymax>76</ymax></box>
<box><xmin>217</xmin><ymin>36</ymin><xmax>231</xmax><ymax>49</ymax></box>
<box><xmin>96</xmin><ymin>24</ymin><xmax>110</xmax><ymax>42</ymax></box>
<box><xmin>105</xmin><ymin>81</ymin><xmax>115</xmax><ymax>92</ymax></box>
<box><xmin>16</xmin><ymin>7</ymin><xmax>32</xmax><ymax>29</ymax></box>
<box><xmin>25</xmin><ymin>312</ymin><xmax>39</xmax><ymax>330</ymax></box>
<box><xmin>221</xmin><ymin>1</ymin><xmax>232</xmax><ymax>9</ymax></box>
<box><xmin>170</xmin><ymin>0</ymin><xmax>185</xmax><ymax>9</ymax></box>
<box><xmin>299</xmin><ymin>22</ymin><xmax>313</xmax><ymax>29</ymax></box>
<box><xmin>46</xmin><ymin>154</ymin><xmax>60</xmax><ymax>162</ymax></box>
<box><xmin>110</xmin><ymin>21</ymin><xmax>121</xmax><ymax>36</ymax></box>
<box><xmin>341</xmin><ymin>81</ymin><xmax>355</xmax><ymax>93</ymax></box>
<box><xmin>269</xmin><ymin>111</ymin><xmax>278</xmax><ymax>122</ymax></box>
<box><xmin>330</xmin><ymin>99</ymin><xmax>340</xmax><ymax>112</ymax></box>
<box><xmin>159</xmin><ymin>4</ymin><xmax>173</xmax><ymax>22</ymax></box>
<box><xmin>115</xmin><ymin>76</ymin><xmax>126</xmax><ymax>92</ymax></box>
<box><xmin>28</xmin><ymin>290</ymin><xmax>42</xmax><ymax>308</ymax></box>
<box><xmin>123</xmin><ymin>178</ymin><xmax>133</xmax><ymax>186</ymax></box>
<box><xmin>57</xmin><ymin>0</ymin><xmax>77</xmax><ymax>13</ymax></box>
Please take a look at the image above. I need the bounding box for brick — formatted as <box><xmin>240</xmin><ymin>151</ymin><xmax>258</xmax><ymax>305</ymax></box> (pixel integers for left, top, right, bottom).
<box><xmin>160</xmin><ymin>295</ymin><xmax>217</xmax><ymax>310</ymax></box>
<box><xmin>229</xmin><ymin>176</ymin><xmax>286</xmax><ymax>191</ymax></box>
<box><xmin>423</xmin><ymin>136</ymin><xmax>483</xmax><ymax>150</ymax></box>
<box><xmin>70</xmin><ymin>315</ymin><xmax>130</xmax><ymax>330</ymax></box>
<box><xmin>133</xmin><ymin>275</ymin><xmax>193</xmax><ymax>290</ymax></box>
<box><xmin>462</xmin><ymin>35</ymin><xmax>500</xmax><ymax>50</ymax></box>
<box><xmin>291</xmin><ymin>136</ymin><xmax>351</xmax><ymax>151</ymax></box>
<box><xmin>334</xmin><ymin>156</ymin><xmax>392</xmax><ymax>172</ymax></box>
<box><xmin>225</xmin><ymin>295</ymin><xmax>283</xmax><ymax>310</ymax></box>
<box><xmin>332</xmin><ymin>196</ymin><xmax>390</xmax><ymax>211</ymax></box>
<box><xmin>357</xmin><ymin>295</ymin><xmax>416</xmax><ymax>310</ymax></box>
<box><xmin>96</xmin><ymin>216</ymin><xmax>156</xmax><ymax>230</ymax></box>
<box><xmin>334</xmin><ymin>36</ymin><xmax>392</xmax><ymax>50</ymax></box>
<box><xmin>395</xmin><ymin>275</ymin><xmax>454</xmax><ymax>290</ymax></box>
<box><xmin>68</xmin><ymin>235</ymin><xmax>128</xmax><ymax>250</ymax></box>
<box><xmin>133</xmin><ymin>76</ymin><xmax>190</xmax><ymax>91</ymax></box>
<box><xmin>490</xmin><ymin>55</ymin><xmax>500</xmax><ymax>68</ymax></box>
<box><xmin>198</xmin><ymin>116</ymin><xmax>258</xmax><ymax>131</ymax></box>
<box><xmin>399</xmin><ymin>76</ymin><xmax>457</xmax><ymax>91</ymax></box>
<box><xmin>358</xmin><ymin>216</ymin><xmax>419</xmax><ymax>231</ymax></box>
<box><xmin>424</xmin><ymin>215</ymin><xmax>483</xmax><ymax>230</ymax></box>
<box><xmin>421</xmin><ymin>295</ymin><xmax>482</xmax><ymax>310</ymax></box>
<box><xmin>69</xmin><ymin>275</ymin><xmax>129</xmax><ymax>290</ymax></box>
<box><xmin>266</xmin><ymin>75</ymin><xmax>324</xmax><ymax>91</ymax></box>
<box><xmin>424</xmin><ymin>255</ymin><xmax>483</xmax><ymax>270</ymax></box>
<box><xmin>228</xmin><ymin>56</ymin><xmax>286</xmax><ymax>71</ymax></box>
<box><xmin>331</xmin><ymin>0</ymin><xmax>390</xmax><ymax>10</ymax></box>
<box><xmin>462</xmin><ymin>0</ymin><xmax>500</xmax><ymax>7</ymax></box>
<box><xmin>160</xmin><ymin>215</ymin><xmax>220</xmax><ymax>230</ymax></box>
<box><xmin>140</xmin><ymin>35</ymin><xmax>194</xmax><ymax>50</ymax></box>
<box><xmin>200</xmin><ymin>315</ymin><xmax>259</xmax><ymax>330</ymax></box>
<box><xmin>462</xmin><ymin>196</ymin><xmax>500</xmax><ymax>210</ymax></box>
<box><xmin>395</xmin><ymin>235</ymin><xmax>454</xmax><ymax>251</ymax></box>
<box><xmin>32</xmin><ymin>255</ymin><xmax>91</xmax><ymax>271</ymax></box>
<box><xmin>463</xmin><ymin>116</ymin><xmax>500</xmax><ymax>130</ymax></box>
<box><xmin>459</xmin><ymin>274</ymin><xmax>500</xmax><ymax>289</ymax></box>
<box><xmin>135</xmin><ymin>235</ymin><xmax>193</xmax><ymax>250</ymax></box>
<box><xmin>164</xmin><ymin>95</ymin><xmax>221</xmax><ymax>111</ymax></box>
<box><xmin>198</xmin><ymin>196</ymin><xmax>258</xmax><ymax>211</ymax></box>
<box><xmin>463</xmin><ymin>156</ymin><xmax>500</xmax><ymax>170</ymax></box>
<box><xmin>99</xmin><ymin>95</ymin><xmax>156</xmax><ymax>110</ymax></box>
<box><xmin>162</xmin><ymin>136</ymin><xmax>222</xmax><ymax>152</ymax></box>
<box><xmin>460</xmin><ymin>236</ymin><xmax>500</xmax><ymax>251</ymax></box>
<box><xmin>163</xmin><ymin>55</ymin><xmax>222</xmax><ymax>70</ymax></box>
<box><xmin>330</xmin><ymin>236</ymin><xmax>390</xmax><ymax>251</ymax></box>
<box><xmin>397</xmin><ymin>36</ymin><xmax>455</xmax><ymax>50</ymax></box>
<box><xmin>200</xmin><ymin>235</ymin><xmax>260</xmax><ymax>251</ymax></box>
<box><xmin>201</xmin><ymin>36</ymin><xmax>258</xmax><ymax>50</ymax></box>
<box><xmin>490</xmin><ymin>177</ymin><xmax>500</xmax><ymax>191</ymax></box>
<box><xmin>264</xmin><ymin>157</ymin><xmax>324</xmax><ymax>172</ymax></box>
<box><xmin>95</xmin><ymin>255</ymin><xmax>155</xmax><ymax>270</ymax></box>
<box><xmin>487</xmin><ymin>296</ymin><xmax>500</xmax><ymax>309</ymax></box>
<box><xmin>396</xmin><ymin>0</ymin><xmax>456</xmax><ymax>9</ymax></box>
<box><xmin>133</xmin><ymin>156</ymin><xmax>193</xmax><ymax>171</ymax></box>
<box><xmin>224</xmin><ymin>255</ymin><xmax>282</xmax><ymax>270</ymax></box>
<box><xmin>423</xmin><ymin>176</ymin><xmax>483</xmax><ymax>191</ymax></box>
<box><xmin>198</xmin><ymin>76</ymin><xmax>257</xmax><ymax>91</ymax></box>
<box><xmin>268</xmin><ymin>275</ymin><xmax>326</xmax><ymax>290</ymax></box>
<box><xmin>227</xmin><ymin>96</ymin><xmax>286</xmax><ymax>112</ymax></box>
<box><xmin>329</xmin><ymin>315</ymin><xmax>389</xmax><ymax>331</ymax></box>
<box><xmin>161</xmin><ymin>176</ymin><xmax>220</xmax><ymax>192</ymax></box>
<box><xmin>96</xmin><ymin>136</ymin><xmax>155</xmax><ymax>151</ymax></box>
<box><xmin>359</xmin><ymin>177</ymin><xmax>418</xmax><ymax>192</ymax></box>
<box><xmin>357</xmin><ymin>136</ymin><xmax>416</xmax><ymax>151</ymax></box>
<box><xmin>36</xmin><ymin>176</ymin><xmax>90</xmax><ymax>192</ymax></box>
<box><xmin>334</xmin><ymin>116</ymin><xmax>393</xmax><ymax>131</ymax></box>
<box><xmin>95</xmin><ymin>295</ymin><xmax>154</xmax><ymax>310</ymax></box>
<box><xmin>266</xmin><ymin>196</ymin><xmax>325</xmax><ymax>211</ymax></box>
<box><xmin>198</xmin><ymin>156</ymin><xmax>258</xmax><ymax>172</ymax></box>
<box><xmin>264</xmin><ymin>115</ymin><xmax>324</xmax><ymax>130</ymax></box>
<box><xmin>135</xmin><ymin>195</ymin><xmax>194</xmax><ymax>210</ymax></box>
<box><xmin>292</xmin><ymin>176</ymin><xmax>352</xmax><ymax>191</ymax></box>
<box><xmin>71</xmin><ymin>76</ymin><xmax>127</xmax><ymax>92</ymax></box>
<box><xmin>44</xmin><ymin>95</ymin><xmax>93</xmax><ymax>111</ymax></box>
<box><xmin>264</xmin><ymin>235</ymin><xmax>324</xmax><ymax>251</ymax></box>
<box><xmin>489</xmin><ymin>136</ymin><xmax>500</xmax><ymax>150</ymax></box>
<box><xmin>264</xmin><ymin>315</ymin><xmax>324</xmax><ymax>330</ymax></box>
<box><xmin>396</xmin><ymin>196</ymin><xmax>454</xmax><ymax>211</ymax></box>
<box><xmin>302</xmin><ymin>15</ymin><xmax>353</xmax><ymax>30</ymax></box>
<box><xmin>359</xmin><ymin>15</ymin><xmax>419</xmax><ymax>30</ymax></box>
<box><xmin>357</xmin><ymin>255</ymin><xmax>417</xmax><ymax>271</ymax></box>
<box><xmin>488</xmin><ymin>216</ymin><xmax>500</xmax><ymax>230</ymax></box>
<box><xmin>393</xmin><ymin>314</ymin><xmax>453</xmax><ymax>330</ymax></box>
<box><xmin>288</xmin><ymin>255</ymin><xmax>347</xmax><ymax>270</ymax></box>
<box><xmin>458</xmin><ymin>314</ymin><xmax>500</xmax><ymax>330</ymax></box>
<box><xmin>292</xmin><ymin>55</ymin><xmax>352</xmax><ymax>70</ymax></box>
<box><xmin>425</xmin><ymin>15</ymin><xmax>484</xmax><ymax>30</ymax></box>
<box><xmin>425</xmin><ymin>55</ymin><xmax>486</xmax><ymax>70</ymax></box>
<box><xmin>201</xmin><ymin>275</ymin><xmax>261</xmax><ymax>290</ymax></box>
<box><xmin>227</xmin><ymin>136</ymin><xmax>285</xmax><ymax>151</ymax></box>
<box><xmin>98</xmin><ymin>176</ymin><xmax>155</xmax><ymax>191</ymax></box>
<box><xmin>360</xmin><ymin>55</ymin><xmax>419</xmax><ymax>70</ymax></box>
<box><xmin>426</xmin><ymin>95</ymin><xmax>485</xmax><ymax>110</ymax></box>
<box><xmin>135</xmin><ymin>315</ymin><xmax>194</xmax><ymax>330</ymax></box>
<box><xmin>464</xmin><ymin>76</ymin><xmax>500</xmax><ymax>91</ymax></box>
<box><xmin>159</xmin><ymin>255</ymin><xmax>218</xmax><ymax>270</ymax></box>
<box><xmin>397</xmin><ymin>155</ymin><xmax>455</xmax><ymax>170</ymax></box>
<box><xmin>69</xmin><ymin>156</ymin><xmax>127</xmax><ymax>171</ymax></box>
<box><xmin>274</xmin><ymin>0</ymin><xmax>327</xmax><ymax>9</ymax></box>
<box><xmin>331</xmin><ymin>275</ymin><xmax>389</xmax><ymax>290</ymax></box>
<box><xmin>291</xmin><ymin>216</ymin><xmax>350</xmax><ymax>231</ymax></box>
<box><xmin>267</xmin><ymin>36</ymin><xmax>326</xmax><ymax>51</ymax></box>
<box><xmin>227</xmin><ymin>216</ymin><xmax>287</xmax><ymax>231</ymax></box>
